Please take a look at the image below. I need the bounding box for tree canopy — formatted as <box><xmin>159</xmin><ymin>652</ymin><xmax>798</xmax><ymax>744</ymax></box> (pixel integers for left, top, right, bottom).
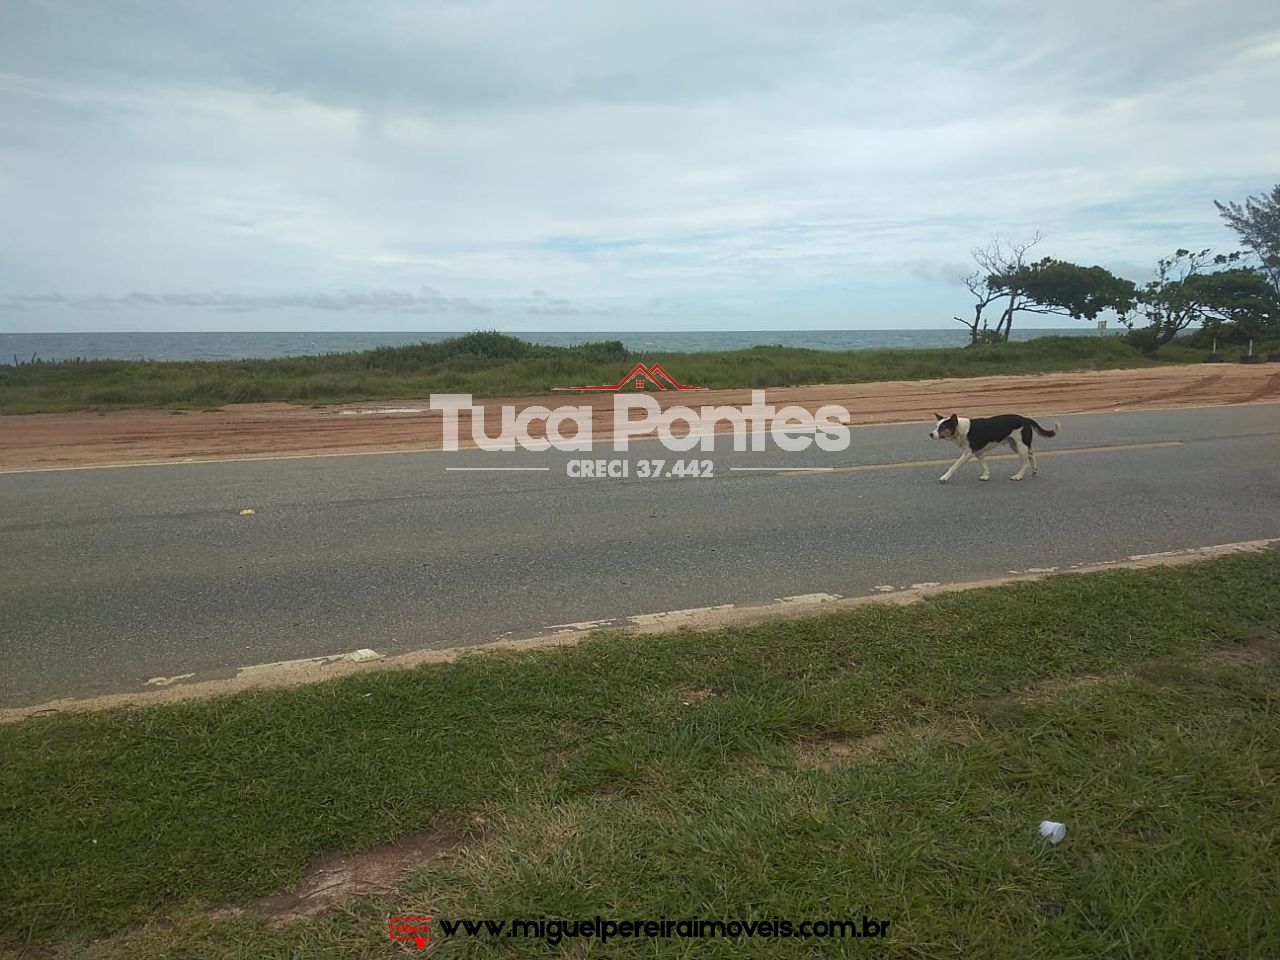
<box><xmin>994</xmin><ymin>257</ymin><xmax>1137</xmax><ymax>325</ymax></box>
<box><xmin>957</xmin><ymin>236</ymin><xmax>1135</xmax><ymax>342</ymax></box>
<box><xmin>1215</xmin><ymin>185</ymin><xmax>1280</xmax><ymax>294</ymax></box>
<box><xmin>954</xmin><ymin>187</ymin><xmax>1280</xmax><ymax>349</ymax></box>
<box><xmin>1133</xmin><ymin>248</ymin><xmax>1279</xmax><ymax>345</ymax></box>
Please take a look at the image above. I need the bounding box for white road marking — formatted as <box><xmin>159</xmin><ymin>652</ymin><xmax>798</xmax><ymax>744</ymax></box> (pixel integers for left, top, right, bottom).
<box><xmin>335</xmin><ymin>408</ymin><xmax>428</xmax><ymax>415</ymax></box>
<box><xmin>775</xmin><ymin>593</ymin><xmax>843</xmax><ymax>605</ymax></box>
<box><xmin>629</xmin><ymin>604</ymin><xmax>735</xmax><ymax>627</ymax></box>
<box><xmin>144</xmin><ymin>673</ymin><xmax>195</xmax><ymax>687</ymax></box>
<box><xmin>235</xmin><ymin>648</ymin><xmax>382</xmax><ymax>678</ymax></box>
<box><xmin>546</xmin><ymin>618</ymin><xmax>617</xmax><ymax>633</ymax></box>
<box><xmin>1127</xmin><ymin>549</ymin><xmax>1184</xmax><ymax>561</ymax></box>
<box><xmin>783</xmin><ymin>441</ymin><xmax>1185</xmax><ymax>477</ymax></box>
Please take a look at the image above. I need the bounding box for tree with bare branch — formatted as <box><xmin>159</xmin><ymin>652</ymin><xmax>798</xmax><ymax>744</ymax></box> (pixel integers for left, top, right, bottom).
<box><xmin>971</xmin><ymin>234</ymin><xmax>1045</xmax><ymax>341</ymax></box>
<box><xmin>954</xmin><ymin>269</ymin><xmax>1000</xmax><ymax>343</ymax></box>
<box><xmin>957</xmin><ymin>234</ymin><xmax>1135</xmax><ymax>342</ymax></box>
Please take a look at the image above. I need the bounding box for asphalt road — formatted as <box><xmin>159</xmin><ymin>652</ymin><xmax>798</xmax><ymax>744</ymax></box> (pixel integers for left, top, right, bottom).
<box><xmin>2</xmin><ymin>404</ymin><xmax>1278</xmax><ymax>708</ymax></box>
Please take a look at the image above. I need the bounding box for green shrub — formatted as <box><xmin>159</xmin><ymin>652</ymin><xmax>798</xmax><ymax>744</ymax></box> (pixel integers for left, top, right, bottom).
<box><xmin>0</xmin><ymin>332</ymin><xmax>1163</xmax><ymax>415</ymax></box>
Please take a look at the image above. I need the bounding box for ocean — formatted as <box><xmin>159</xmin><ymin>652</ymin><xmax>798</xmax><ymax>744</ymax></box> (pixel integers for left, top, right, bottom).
<box><xmin>0</xmin><ymin>327</ymin><xmax>1114</xmax><ymax>364</ymax></box>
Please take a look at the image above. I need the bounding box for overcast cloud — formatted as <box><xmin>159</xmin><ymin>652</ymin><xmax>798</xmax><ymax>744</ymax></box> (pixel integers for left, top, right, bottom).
<box><xmin>1</xmin><ymin>0</ymin><xmax>1277</xmax><ymax>332</ymax></box>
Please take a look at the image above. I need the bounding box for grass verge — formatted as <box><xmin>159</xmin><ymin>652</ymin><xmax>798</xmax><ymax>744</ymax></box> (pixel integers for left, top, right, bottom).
<box><xmin>2</xmin><ymin>551</ymin><xmax>1279</xmax><ymax>958</ymax></box>
<box><xmin>0</xmin><ymin>332</ymin><xmax>1166</xmax><ymax>414</ymax></box>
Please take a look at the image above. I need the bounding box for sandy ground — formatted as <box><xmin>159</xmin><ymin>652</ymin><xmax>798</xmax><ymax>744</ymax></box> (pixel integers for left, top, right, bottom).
<box><xmin>2</xmin><ymin>363</ymin><xmax>1278</xmax><ymax>471</ymax></box>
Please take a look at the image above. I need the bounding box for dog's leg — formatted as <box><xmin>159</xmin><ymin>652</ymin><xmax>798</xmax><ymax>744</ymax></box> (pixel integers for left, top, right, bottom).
<box><xmin>1010</xmin><ymin>436</ymin><xmax>1031</xmax><ymax>481</ymax></box>
<box><xmin>1029</xmin><ymin>449</ymin><xmax>1038</xmax><ymax>476</ymax></box>
<box><xmin>939</xmin><ymin>450</ymin><xmax>971</xmax><ymax>483</ymax></box>
<box><xmin>974</xmin><ymin>451</ymin><xmax>991</xmax><ymax>481</ymax></box>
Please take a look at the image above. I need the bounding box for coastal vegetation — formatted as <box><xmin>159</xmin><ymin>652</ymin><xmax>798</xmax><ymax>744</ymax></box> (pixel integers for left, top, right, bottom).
<box><xmin>4</xmin><ymin>331</ymin><xmax>1274</xmax><ymax>415</ymax></box>
<box><xmin>957</xmin><ymin>184</ymin><xmax>1280</xmax><ymax>344</ymax></box>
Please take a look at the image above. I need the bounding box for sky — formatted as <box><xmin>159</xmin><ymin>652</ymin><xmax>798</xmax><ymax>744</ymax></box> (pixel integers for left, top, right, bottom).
<box><xmin>1</xmin><ymin>0</ymin><xmax>1278</xmax><ymax>333</ymax></box>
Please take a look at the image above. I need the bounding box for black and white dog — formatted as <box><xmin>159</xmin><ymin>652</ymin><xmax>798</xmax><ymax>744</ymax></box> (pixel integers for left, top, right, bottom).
<box><xmin>929</xmin><ymin>413</ymin><xmax>1062</xmax><ymax>482</ymax></box>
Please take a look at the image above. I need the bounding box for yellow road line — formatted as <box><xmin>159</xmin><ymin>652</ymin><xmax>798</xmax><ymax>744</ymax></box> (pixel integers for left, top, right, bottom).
<box><xmin>0</xmin><ymin>436</ymin><xmax>1194</xmax><ymax>478</ymax></box>
<box><xmin>781</xmin><ymin>441</ymin><xmax>1183</xmax><ymax>477</ymax></box>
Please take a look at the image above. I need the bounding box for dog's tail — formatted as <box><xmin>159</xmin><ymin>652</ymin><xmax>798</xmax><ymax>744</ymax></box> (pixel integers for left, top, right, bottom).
<box><xmin>1030</xmin><ymin>418</ymin><xmax>1061</xmax><ymax>438</ymax></box>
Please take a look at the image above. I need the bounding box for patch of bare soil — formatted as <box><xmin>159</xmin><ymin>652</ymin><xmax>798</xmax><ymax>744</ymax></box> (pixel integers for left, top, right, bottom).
<box><xmin>1207</xmin><ymin>635</ymin><xmax>1279</xmax><ymax>667</ymax></box>
<box><xmin>795</xmin><ymin>722</ymin><xmax>976</xmax><ymax>770</ymax></box>
<box><xmin>673</xmin><ymin>684</ymin><xmax>721</xmax><ymax>705</ymax></box>
<box><xmin>215</xmin><ymin>830</ymin><xmax>461</xmax><ymax>925</ymax></box>
<box><xmin>1016</xmin><ymin>674</ymin><xmax>1113</xmax><ymax>704</ymax></box>
<box><xmin>797</xmin><ymin>732</ymin><xmax>893</xmax><ymax>769</ymax></box>
<box><xmin>3</xmin><ymin>364</ymin><xmax>1277</xmax><ymax>470</ymax></box>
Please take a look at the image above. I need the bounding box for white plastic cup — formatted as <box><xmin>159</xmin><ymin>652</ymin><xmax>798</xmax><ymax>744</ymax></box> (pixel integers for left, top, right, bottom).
<box><xmin>1039</xmin><ymin>820</ymin><xmax>1067</xmax><ymax>844</ymax></box>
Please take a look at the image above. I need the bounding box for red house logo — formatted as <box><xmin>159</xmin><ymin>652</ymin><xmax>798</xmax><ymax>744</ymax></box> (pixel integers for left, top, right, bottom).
<box><xmin>553</xmin><ymin>362</ymin><xmax>706</xmax><ymax>392</ymax></box>
<box><xmin>389</xmin><ymin>916</ymin><xmax>432</xmax><ymax>949</ymax></box>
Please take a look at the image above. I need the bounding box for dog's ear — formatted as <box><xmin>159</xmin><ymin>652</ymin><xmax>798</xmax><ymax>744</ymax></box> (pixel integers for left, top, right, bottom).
<box><xmin>933</xmin><ymin>412</ymin><xmax>943</xmax><ymax>421</ymax></box>
<box><xmin>948</xmin><ymin>413</ymin><xmax>958</xmax><ymax>422</ymax></box>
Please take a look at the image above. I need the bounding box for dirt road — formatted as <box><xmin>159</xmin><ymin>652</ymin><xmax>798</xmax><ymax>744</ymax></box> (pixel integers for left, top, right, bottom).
<box><xmin>2</xmin><ymin>363</ymin><xmax>1277</xmax><ymax>471</ymax></box>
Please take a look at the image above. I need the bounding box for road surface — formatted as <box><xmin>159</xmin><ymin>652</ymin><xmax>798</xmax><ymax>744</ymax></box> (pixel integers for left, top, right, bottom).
<box><xmin>2</xmin><ymin>404</ymin><xmax>1278</xmax><ymax>708</ymax></box>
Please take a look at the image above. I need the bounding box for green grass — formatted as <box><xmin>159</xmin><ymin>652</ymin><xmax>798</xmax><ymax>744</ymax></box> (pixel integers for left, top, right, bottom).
<box><xmin>0</xmin><ymin>332</ymin><xmax>1164</xmax><ymax>414</ymax></box>
<box><xmin>3</xmin><ymin>552</ymin><xmax>1279</xmax><ymax>958</ymax></box>
<box><xmin>1155</xmin><ymin>339</ymin><xmax>1280</xmax><ymax>364</ymax></box>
